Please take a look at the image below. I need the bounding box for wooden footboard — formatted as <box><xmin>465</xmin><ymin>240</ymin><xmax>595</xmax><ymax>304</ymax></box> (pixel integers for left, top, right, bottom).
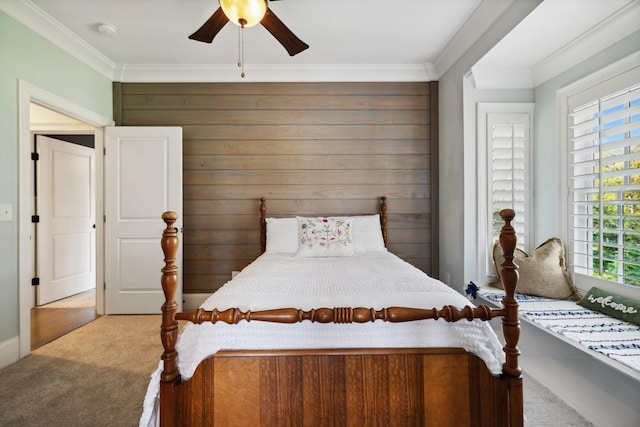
<box><xmin>173</xmin><ymin>348</ymin><xmax>517</xmax><ymax>426</ymax></box>
<box><xmin>158</xmin><ymin>200</ymin><xmax>522</xmax><ymax>427</ymax></box>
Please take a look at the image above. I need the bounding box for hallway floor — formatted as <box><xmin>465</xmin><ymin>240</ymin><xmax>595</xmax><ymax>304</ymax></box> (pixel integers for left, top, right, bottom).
<box><xmin>31</xmin><ymin>290</ymin><xmax>98</xmax><ymax>350</ymax></box>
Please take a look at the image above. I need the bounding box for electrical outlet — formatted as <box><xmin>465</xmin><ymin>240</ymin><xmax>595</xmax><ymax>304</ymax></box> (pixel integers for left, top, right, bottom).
<box><xmin>0</xmin><ymin>204</ymin><xmax>12</xmax><ymax>221</ymax></box>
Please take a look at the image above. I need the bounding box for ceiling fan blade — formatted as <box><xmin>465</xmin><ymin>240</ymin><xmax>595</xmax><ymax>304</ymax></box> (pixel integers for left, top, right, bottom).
<box><xmin>189</xmin><ymin>7</ymin><xmax>229</xmax><ymax>43</ymax></box>
<box><xmin>260</xmin><ymin>9</ymin><xmax>309</xmax><ymax>56</ymax></box>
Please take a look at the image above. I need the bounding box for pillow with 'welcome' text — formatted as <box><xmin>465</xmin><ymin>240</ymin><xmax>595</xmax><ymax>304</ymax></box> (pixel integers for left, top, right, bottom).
<box><xmin>577</xmin><ymin>287</ymin><xmax>640</xmax><ymax>326</ymax></box>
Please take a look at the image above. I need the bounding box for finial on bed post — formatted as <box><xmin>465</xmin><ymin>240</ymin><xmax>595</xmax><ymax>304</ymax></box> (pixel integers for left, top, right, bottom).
<box><xmin>498</xmin><ymin>209</ymin><xmax>521</xmax><ymax>379</ymax></box>
<box><xmin>380</xmin><ymin>196</ymin><xmax>388</xmax><ymax>247</ymax></box>
<box><xmin>160</xmin><ymin>211</ymin><xmax>180</xmax><ymax>384</ymax></box>
<box><xmin>260</xmin><ymin>198</ymin><xmax>267</xmax><ymax>254</ymax></box>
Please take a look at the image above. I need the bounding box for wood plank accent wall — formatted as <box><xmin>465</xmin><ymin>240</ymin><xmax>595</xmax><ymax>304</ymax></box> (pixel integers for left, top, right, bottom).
<box><xmin>113</xmin><ymin>82</ymin><xmax>438</xmax><ymax>294</ymax></box>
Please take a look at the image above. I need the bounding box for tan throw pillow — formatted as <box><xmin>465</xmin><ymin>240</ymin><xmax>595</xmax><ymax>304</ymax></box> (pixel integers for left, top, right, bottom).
<box><xmin>491</xmin><ymin>238</ymin><xmax>580</xmax><ymax>300</ymax></box>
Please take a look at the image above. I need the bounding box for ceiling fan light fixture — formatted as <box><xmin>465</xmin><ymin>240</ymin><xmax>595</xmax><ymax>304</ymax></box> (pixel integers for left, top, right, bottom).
<box><xmin>219</xmin><ymin>0</ymin><xmax>267</xmax><ymax>28</ymax></box>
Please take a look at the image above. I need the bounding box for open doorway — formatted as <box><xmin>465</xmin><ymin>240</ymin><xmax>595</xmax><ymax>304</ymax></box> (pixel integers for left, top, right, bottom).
<box><xmin>18</xmin><ymin>81</ymin><xmax>113</xmax><ymax>358</ymax></box>
<box><xmin>29</xmin><ymin>104</ymin><xmax>99</xmax><ymax>349</ymax></box>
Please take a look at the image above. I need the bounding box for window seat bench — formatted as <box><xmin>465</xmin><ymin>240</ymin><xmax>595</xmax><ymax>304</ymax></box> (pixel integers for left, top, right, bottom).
<box><xmin>475</xmin><ymin>287</ymin><xmax>640</xmax><ymax>427</ymax></box>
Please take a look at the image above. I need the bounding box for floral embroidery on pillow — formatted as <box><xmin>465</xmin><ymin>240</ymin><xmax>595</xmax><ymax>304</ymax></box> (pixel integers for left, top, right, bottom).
<box><xmin>296</xmin><ymin>217</ymin><xmax>354</xmax><ymax>257</ymax></box>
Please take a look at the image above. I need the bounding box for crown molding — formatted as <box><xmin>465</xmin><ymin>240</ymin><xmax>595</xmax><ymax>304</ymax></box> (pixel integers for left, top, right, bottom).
<box><xmin>113</xmin><ymin>63</ymin><xmax>434</xmax><ymax>83</ymax></box>
<box><xmin>470</xmin><ymin>68</ymin><xmax>533</xmax><ymax>90</ymax></box>
<box><xmin>433</xmin><ymin>0</ymin><xmax>514</xmax><ymax>79</ymax></box>
<box><xmin>531</xmin><ymin>1</ymin><xmax>640</xmax><ymax>87</ymax></box>
<box><xmin>0</xmin><ymin>0</ymin><xmax>116</xmax><ymax>79</ymax></box>
<box><xmin>471</xmin><ymin>1</ymin><xmax>640</xmax><ymax>89</ymax></box>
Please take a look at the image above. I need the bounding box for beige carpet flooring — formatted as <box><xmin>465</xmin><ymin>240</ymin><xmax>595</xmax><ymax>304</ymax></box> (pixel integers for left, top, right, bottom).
<box><xmin>1</xmin><ymin>315</ymin><xmax>162</xmax><ymax>427</ymax></box>
<box><xmin>0</xmin><ymin>315</ymin><xmax>594</xmax><ymax>427</ymax></box>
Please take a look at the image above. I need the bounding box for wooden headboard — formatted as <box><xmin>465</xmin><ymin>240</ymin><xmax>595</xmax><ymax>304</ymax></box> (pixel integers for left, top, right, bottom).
<box><xmin>260</xmin><ymin>196</ymin><xmax>388</xmax><ymax>254</ymax></box>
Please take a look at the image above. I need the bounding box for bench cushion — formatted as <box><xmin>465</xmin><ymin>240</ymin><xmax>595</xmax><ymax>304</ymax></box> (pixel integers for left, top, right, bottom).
<box><xmin>478</xmin><ymin>287</ymin><xmax>640</xmax><ymax>374</ymax></box>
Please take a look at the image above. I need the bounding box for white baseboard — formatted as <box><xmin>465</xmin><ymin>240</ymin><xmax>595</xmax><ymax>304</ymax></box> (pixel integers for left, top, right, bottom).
<box><xmin>182</xmin><ymin>293</ymin><xmax>210</xmax><ymax>311</ymax></box>
<box><xmin>0</xmin><ymin>336</ymin><xmax>20</xmax><ymax>370</ymax></box>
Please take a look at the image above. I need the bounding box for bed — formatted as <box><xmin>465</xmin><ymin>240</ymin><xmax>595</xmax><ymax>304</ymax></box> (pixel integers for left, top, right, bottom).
<box><xmin>142</xmin><ymin>197</ymin><xmax>523</xmax><ymax>426</ymax></box>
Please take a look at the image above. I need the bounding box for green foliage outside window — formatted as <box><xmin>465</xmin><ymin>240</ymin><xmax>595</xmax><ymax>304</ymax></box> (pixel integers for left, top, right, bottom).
<box><xmin>589</xmin><ymin>143</ymin><xmax>640</xmax><ymax>287</ymax></box>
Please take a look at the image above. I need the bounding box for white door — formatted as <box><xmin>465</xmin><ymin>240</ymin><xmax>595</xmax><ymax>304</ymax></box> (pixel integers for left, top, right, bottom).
<box><xmin>104</xmin><ymin>126</ymin><xmax>182</xmax><ymax>314</ymax></box>
<box><xmin>36</xmin><ymin>135</ymin><xmax>96</xmax><ymax>305</ymax></box>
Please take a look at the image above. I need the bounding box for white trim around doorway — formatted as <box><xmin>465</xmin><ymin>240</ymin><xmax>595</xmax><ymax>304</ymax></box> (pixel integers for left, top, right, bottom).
<box><xmin>17</xmin><ymin>80</ymin><xmax>113</xmax><ymax>359</ymax></box>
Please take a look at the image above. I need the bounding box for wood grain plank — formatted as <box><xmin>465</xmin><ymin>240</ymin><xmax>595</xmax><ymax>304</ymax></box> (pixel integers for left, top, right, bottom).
<box><xmin>184</xmin><ymin>154</ymin><xmax>429</xmax><ymax>170</ymax></box>
<box><xmin>184</xmin><ymin>197</ymin><xmax>428</xmax><ymax>217</ymax></box>
<box><xmin>302</xmin><ymin>356</ymin><xmax>347</xmax><ymax>424</ymax></box>
<box><xmin>423</xmin><ymin>354</ymin><xmax>471</xmax><ymax>426</ymax></box>
<box><xmin>122</xmin><ymin>109</ymin><xmax>429</xmax><ymax>126</ymax></box>
<box><xmin>254</xmin><ymin>198</ymin><xmax>430</xmax><ymax>215</ymax></box>
<box><xmin>213</xmin><ymin>358</ymin><xmax>261</xmax><ymax>425</ymax></box>
<box><xmin>184</xmin><ymin>169</ymin><xmax>429</xmax><ymax>186</ymax></box>
<box><xmin>183</xmin><ymin>185</ymin><xmax>430</xmax><ymax>200</ymax></box>
<box><xmin>122</xmin><ymin>94</ymin><xmax>428</xmax><ymax>110</ymax></box>
<box><xmin>185</xmin><ymin>259</ymin><xmax>256</xmax><ymax>275</ymax></box>
<box><xmin>120</xmin><ymin>81</ymin><xmax>430</xmax><ymax>96</ymax></box>
<box><xmin>183</xmin><ymin>139</ymin><xmax>430</xmax><ymax>156</ymax></box>
<box><xmin>184</xmin><ymin>244</ymin><xmax>261</xmax><ymax>260</ymax></box>
<box><xmin>181</xmin><ymin>124</ymin><xmax>429</xmax><ymax>140</ymax></box>
<box><xmin>183</xmin><ymin>228</ymin><xmax>259</xmax><ymax>245</ymax></box>
<box><xmin>184</xmin><ymin>274</ymin><xmax>229</xmax><ymax>292</ymax></box>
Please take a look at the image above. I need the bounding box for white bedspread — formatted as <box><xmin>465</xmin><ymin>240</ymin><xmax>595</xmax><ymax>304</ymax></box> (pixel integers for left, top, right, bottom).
<box><xmin>140</xmin><ymin>252</ymin><xmax>505</xmax><ymax>427</ymax></box>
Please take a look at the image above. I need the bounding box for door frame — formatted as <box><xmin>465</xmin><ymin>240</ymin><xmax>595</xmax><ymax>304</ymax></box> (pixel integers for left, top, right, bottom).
<box><xmin>18</xmin><ymin>80</ymin><xmax>113</xmax><ymax>358</ymax></box>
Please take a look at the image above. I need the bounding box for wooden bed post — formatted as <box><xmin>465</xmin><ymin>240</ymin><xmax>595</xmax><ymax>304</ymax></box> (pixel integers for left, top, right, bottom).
<box><xmin>160</xmin><ymin>211</ymin><xmax>180</xmax><ymax>427</ymax></box>
<box><xmin>260</xmin><ymin>197</ymin><xmax>267</xmax><ymax>254</ymax></box>
<box><xmin>380</xmin><ymin>196</ymin><xmax>388</xmax><ymax>247</ymax></box>
<box><xmin>498</xmin><ymin>208</ymin><xmax>523</xmax><ymax>426</ymax></box>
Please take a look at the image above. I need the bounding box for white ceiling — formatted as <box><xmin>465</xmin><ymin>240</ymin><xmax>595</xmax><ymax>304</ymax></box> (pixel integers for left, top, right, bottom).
<box><xmin>1</xmin><ymin>0</ymin><xmax>638</xmax><ymax>85</ymax></box>
<box><xmin>472</xmin><ymin>0</ymin><xmax>638</xmax><ymax>88</ymax></box>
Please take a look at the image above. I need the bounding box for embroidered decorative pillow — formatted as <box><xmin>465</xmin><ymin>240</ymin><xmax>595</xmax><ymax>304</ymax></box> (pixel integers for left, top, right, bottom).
<box><xmin>296</xmin><ymin>216</ymin><xmax>354</xmax><ymax>257</ymax></box>
<box><xmin>491</xmin><ymin>238</ymin><xmax>581</xmax><ymax>300</ymax></box>
<box><xmin>577</xmin><ymin>287</ymin><xmax>640</xmax><ymax>326</ymax></box>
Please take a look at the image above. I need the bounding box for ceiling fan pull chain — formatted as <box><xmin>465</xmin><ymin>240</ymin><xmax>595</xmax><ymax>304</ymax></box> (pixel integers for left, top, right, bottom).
<box><xmin>237</xmin><ymin>25</ymin><xmax>241</xmax><ymax>69</ymax></box>
<box><xmin>238</xmin><ymin>25</ymin><xmax>246</xmax><ymax>78</ymax></box>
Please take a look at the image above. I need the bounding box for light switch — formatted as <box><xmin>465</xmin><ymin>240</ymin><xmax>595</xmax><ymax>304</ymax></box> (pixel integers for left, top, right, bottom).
<box><xmin>0</xmin><ymin>204</ymin><xmax>12</xmax><ymax>221</ymax></box>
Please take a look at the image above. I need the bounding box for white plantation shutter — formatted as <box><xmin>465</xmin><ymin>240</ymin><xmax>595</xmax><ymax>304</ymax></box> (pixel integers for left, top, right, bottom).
<box><xmin>477</xmin><ymin>104</ymin><xmax>533</xmax><ymax>282</ymax></box>
<box><xmin>488</xmin><ymin>113</ymin><xmax>530</xmax><ymax>249</ymax></box>
<box><xmin>568</xmin><ymin>82</ymin><xmax>640</xmax><ymax>287</ymax></box>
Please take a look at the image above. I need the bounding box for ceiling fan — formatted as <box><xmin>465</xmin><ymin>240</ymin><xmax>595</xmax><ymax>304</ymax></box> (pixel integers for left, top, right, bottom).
<box><xmin>189</xmin><ymin>0</ymin><xmax>309</xmax><ymax>57</ymax></box>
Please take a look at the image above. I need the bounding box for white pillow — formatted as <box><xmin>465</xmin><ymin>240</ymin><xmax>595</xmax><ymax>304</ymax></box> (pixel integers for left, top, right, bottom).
<box><xmin>296</xmin><ymin>216</ymin><xmax>354</xmax><ymax>257</ymax></box>
<box><xmin>265</xmin><ymin>217</ymin><xmax>298</xmax><ymax>253</ymax></box>
<box><xmin>352</xmin><ymin>214</ymin><xmax>387</xmax><ymax>252</ymax></box>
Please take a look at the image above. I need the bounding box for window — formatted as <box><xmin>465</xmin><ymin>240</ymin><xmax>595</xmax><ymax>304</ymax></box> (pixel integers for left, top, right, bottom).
<box><xmin>488</xmin><ymin>114</ymin><xmax>529</xmax><ymax>247</ymax></box>
<box><xmin>568</xmin><ymin>82</ymin><xmax>640</xmax><ymax>289</ymax></box>
<box><xmin>478</xmin><ymin>104</ymin><xmax>533</xmax><ymax>281</ymax></box>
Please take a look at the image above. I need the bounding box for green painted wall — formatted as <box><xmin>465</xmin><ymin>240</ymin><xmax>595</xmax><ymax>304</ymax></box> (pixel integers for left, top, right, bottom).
<box><xmin>0</xmin><ymin>11</ymin><xmax>112</xmax><ymax>346</ymax></box>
